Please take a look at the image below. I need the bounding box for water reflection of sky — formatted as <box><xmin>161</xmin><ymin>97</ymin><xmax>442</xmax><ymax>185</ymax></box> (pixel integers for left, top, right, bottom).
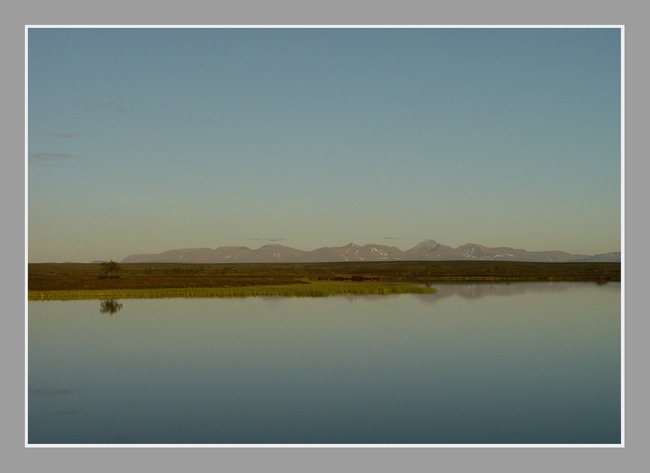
<box><xmin>28</xmin><ymin>283</ymin><xmax>621</xmax><ymax>444</ymax></box>
<box><xmin>414</xmin><ymin>281</ymin><xmax>621</xmax><ymax>304</ymax></box>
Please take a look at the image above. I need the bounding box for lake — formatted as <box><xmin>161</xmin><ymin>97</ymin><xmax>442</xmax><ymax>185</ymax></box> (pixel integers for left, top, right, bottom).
<box><xmin>28</xmin><ymin>282</ymin><xmax>621</xmax><ymax>444</ymax></box>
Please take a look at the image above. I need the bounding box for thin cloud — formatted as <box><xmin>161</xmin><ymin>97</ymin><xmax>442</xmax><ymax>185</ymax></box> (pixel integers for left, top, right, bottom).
<box><xmin>249</xmin><ymin>237</ymin><xmax>285</xmax><ymax>242</ymax></box>
<box><xmin>101</xmin><ymin>101</ymin><xmax>127</xmax><ymax>113</ymax></box>
<box><xmin>383</xmin><ymin>237</ymin><xmax>400</xmax><ymax>240</ymax></box>
<box><xmin>72</xmin><ymin>98</ymin><xmax>126</xmax><ymax>114</ymax></box>
<box><xmin>29</xmin><ymin>153</ymin><xmax>78</xmax><ymax>165</ymax></box>
<box><xmin>45</xmin><ymin>132</ymin><xmax>79</xmax><ymax>139</ymax></box>
<box><xmin>174</xmin><ymin>117</ymin><xmax>212</xmax><ymax>124</ymax></box>
<box><xmin>71</xmin><ymin>98</ymin><xmax>90</xmax><ymax>106</ymax></box>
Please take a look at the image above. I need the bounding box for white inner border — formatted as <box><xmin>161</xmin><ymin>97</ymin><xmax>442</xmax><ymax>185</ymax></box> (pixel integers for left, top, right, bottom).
<box><xmin>24</xmin><ymin>24</ymin><xmax>625</xmax><ymax>449</ymax></box>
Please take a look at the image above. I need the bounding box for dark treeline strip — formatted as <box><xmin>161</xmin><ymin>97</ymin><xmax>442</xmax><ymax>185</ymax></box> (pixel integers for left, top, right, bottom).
<box><xmin>28</xmin><ymin>261</ymin><xmax>620</xmax><ymax>293</ymax></box>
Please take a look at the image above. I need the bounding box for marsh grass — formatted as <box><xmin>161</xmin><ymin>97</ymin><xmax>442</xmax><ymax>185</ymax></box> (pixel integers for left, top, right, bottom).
<box><xmin>28</xmin><ymin>281</ymin><xmax>437</xmax><ymax>301</ymax></box>
<box><xmin>28</xmin><ymin>261</ymin><xmax>620</xmax><ymax>295</ymax></box>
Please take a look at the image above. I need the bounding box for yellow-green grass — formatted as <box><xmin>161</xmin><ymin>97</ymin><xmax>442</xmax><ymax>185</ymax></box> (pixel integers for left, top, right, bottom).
<box><xmin>28</xmin><ymin>281</ymin><xmax>437</xmax><ymax>301</ymax></box>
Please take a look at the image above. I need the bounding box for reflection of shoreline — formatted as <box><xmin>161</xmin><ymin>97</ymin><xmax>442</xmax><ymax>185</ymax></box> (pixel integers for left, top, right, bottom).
<box><xmin>412</xmin><ymin>281</ymin><xmax>621</xmax><ymax>304</ymax></box>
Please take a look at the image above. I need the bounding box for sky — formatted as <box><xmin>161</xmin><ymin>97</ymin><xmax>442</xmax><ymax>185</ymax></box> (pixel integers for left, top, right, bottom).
<box><xmin>27</xmin><ymin>27</ymin><xmax>621</xmax><ymax>263</ymax></box>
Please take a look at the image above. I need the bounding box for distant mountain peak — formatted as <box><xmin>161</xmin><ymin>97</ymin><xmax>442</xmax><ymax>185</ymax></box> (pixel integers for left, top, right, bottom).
<box><xmin>120</xmin><ymin>240</ymin><xmax>619</xmax><ymax>264</ymax></box>
<box><xmin>410</xmin><ymin>239</ymin><xmax>439</xmax><ymax>252</ymax></box>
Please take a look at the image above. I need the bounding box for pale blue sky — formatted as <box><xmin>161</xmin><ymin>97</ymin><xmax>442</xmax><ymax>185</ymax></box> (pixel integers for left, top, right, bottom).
<box><xmin>28</xmin><ymin>28</ymin><xmax>621</xmax><ymax>262</ymax></box>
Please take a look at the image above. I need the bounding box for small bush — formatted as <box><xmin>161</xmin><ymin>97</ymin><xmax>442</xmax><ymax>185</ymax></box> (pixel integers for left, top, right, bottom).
<box><xmin>100</xmin><ymin>260</ymin><xmax>121</xmax><ymax>278</ymax></box>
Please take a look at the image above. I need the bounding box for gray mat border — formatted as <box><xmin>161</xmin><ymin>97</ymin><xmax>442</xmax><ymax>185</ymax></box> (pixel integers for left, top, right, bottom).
<box><xmin>4</xmin><ymin>0</ymin><xmax>644</xmax><ymax>471</ymax></box>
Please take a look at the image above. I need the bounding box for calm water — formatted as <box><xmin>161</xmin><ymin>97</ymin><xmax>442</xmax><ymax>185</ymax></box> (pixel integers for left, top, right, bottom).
<box><xmin>28</xmin><ymin>282</ymin><xmax>621</xmax><ymax>444</ymax></box>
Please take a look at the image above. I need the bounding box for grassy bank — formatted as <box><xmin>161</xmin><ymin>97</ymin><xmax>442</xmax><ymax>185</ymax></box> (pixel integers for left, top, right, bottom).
<box><xmin>28</xmin><ymin>281</ymin><xmax>438</xmax><ymax>301</ymax></box>
<box><xmin>28</xmin><ymin>260</ymin><xmax>621</xmax><ymax>295</ymax></box>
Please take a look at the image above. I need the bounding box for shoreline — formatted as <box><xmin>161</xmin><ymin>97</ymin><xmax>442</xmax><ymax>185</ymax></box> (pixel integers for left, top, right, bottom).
<box><xmin>27</xmin><ymin>281</ymin><xmax>438</xmax><ymax>301</ymax></box>
<box><xmin>28</xmin><ymin>261</ymin><xmax>621</xmax><ymax>300</ymax></box>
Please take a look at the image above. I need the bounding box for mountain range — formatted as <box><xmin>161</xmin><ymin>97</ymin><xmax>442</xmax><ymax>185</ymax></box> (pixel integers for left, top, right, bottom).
<box><xmin>120</xmin><ymin>240</ymin><xmax>621</xmax><ymax>264</ymax></box>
